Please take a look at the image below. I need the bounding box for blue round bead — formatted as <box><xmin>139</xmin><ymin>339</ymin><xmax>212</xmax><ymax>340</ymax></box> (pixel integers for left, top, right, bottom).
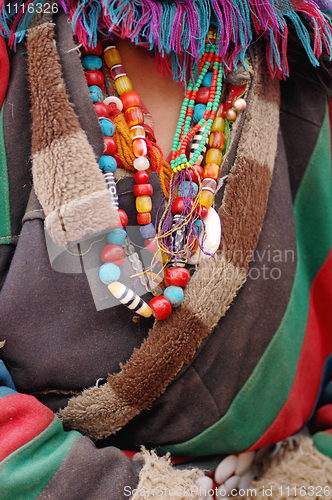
<box><xmin>99</xmin><ymin>155</ymin><xmax>117</xmax><ymax>173</ymax></box>
<box><xmin>202</xmin><ymin>71</ymin><xmax>213</xmax><ymax>88</ymax></box>
<box><xmin>139</xmin><ymin>223</ymin><xmax>156</xmax><ymax>239</ymax></box>
<box><xmin>178</xmin><ymin>180</ymin><xmax>199</xmax><ymax>199</ymax></box>
<box><xmin>100</xmin><ymin>119</ymin><xmax>115</xmax><ymax>137</ymax></box>
<box><xmin>89</xmin><ymin>85</ymin><xmax>104</xmax><ymax>103</ymax></box>
<box><xmin>193</xmin><ymin>103</ymin><xmax>207</xmax><ymax>124</ymax></box>
<box><xmin>194</xmin><ymin>219</ymin><xmax>203</xmax><ymax>233</ymax></box>
<box><xmin>164</xmin><ymin>285</ymin><xmax>184</xmax><ymax>307</ymax></box>
<box><xmin>82</xmin><ymin>55</ymin><xmax>103</xmax><ymax>71</ymax></box>
<box><xmin>107</xmin><ymin>228</ymin><xmax>127</xmax><ymax>246</ymax></box>
<box><xmin>99</xmin><ymin>262</ymin><xmax>121</xmax><ymax>284</ymax></box>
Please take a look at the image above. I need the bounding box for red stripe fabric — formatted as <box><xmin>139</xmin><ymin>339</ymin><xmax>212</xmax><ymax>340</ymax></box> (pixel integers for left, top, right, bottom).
<box><xmin>0</xmin><ymin>393</ymin><xmax>55</xmax><ymax>462</ymax></box>
<box><xmin>313</xmin><ymin>405</ymin><xmax>332</xmax><ymax>432</ymax></box>
<box><xmin>248</xmin><ymin>248</ymin><xmax>332</xmax><ymax>450</ymax></box>
<box><xmin>0</xmin><ymin>35</ymin><xmax>9</xmax><ymax>108</ymax></box>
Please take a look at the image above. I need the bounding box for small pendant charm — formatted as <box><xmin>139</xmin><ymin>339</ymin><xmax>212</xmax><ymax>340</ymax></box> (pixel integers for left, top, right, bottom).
<box><xmin>188</xmin><ymin>207</ymin><xmax>221</xmax><ymax>264</ymax></box>
<box><xmin>108</xmin><ymin>281</ymin><xmax>153</xmax><ymax>318</ymax></box>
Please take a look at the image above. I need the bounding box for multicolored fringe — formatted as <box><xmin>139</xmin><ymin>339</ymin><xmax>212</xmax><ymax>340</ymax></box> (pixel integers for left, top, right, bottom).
<box><xmin>0</xmin><ymin>0</ymin><xmax>332</xmax><ymax>79</ymax></box>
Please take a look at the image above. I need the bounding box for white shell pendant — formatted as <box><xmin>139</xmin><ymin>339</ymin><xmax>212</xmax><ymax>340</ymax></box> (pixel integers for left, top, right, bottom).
<box><xmin>188</xmin><ymin>207</ymin><xmax>221</xmax><ymax>265</ymax></box>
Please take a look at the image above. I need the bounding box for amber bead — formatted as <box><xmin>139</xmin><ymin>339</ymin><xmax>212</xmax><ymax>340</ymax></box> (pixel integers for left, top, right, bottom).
<box><xmin>133</xmin><ymin>183</ymin><xmax>153</xmax><ymax>196</ymax></box>
<box><xmin>137</xmin><ymin>212</ymin><xmax>151</xmax><ymax>225</ymax></box>
<box><xmin>111</xmin><ymin>64</ymin><xmax>126</xmax><ymax>80</ymax></box>
<box><xmin>125</xmin><ymin>106</ymin><xmax>144</xmax><ymax>127</ymax></box>
<box><xmin>198</xmin><ymin>189</ymin><xmax>214</xmax><ymax>209</ymax></box>
<box><xmin>211</xmin><ymin>116</ymin><xmax>225</xmax><ymax>133</ymax></box>
<box><xmin>133</xmin><ymin>138</ymin><xmax>147</xmax><ymax>157</ymax></box>
<box><xmin>130</xmin><ymin>126</ymin><xmax>145</xmax><ymax>141</ymax></box>
<box><xmin>120</xmin><ymin>90</ymin><xmax>142</xmax><ymax>111</ymax></box>
<box><xmin>115</xmin><ymin>76</ymin><xmax>133</xmax><ymax>95</ymax></box>
<box><xmin>136</xmin><ymin>195</ymin><xmax>152</xmax><ymax>213</ymax></box>
<box><xmin>205</xmin><ymin>148</ymin><xmax>222</xmax><ymax>166</ymax></box>
<box><xmin>208</xmin><ymin>131</ymin><xmax>225</xmax><ymax>151</ymax></box>
<box><xmin>204</xmin><ymin>163</ymin><xmax>220</xmax><ymax>180</ymax></box>
<box><xmin>202</xmin><ymin>178</ymin><xmax>217</xmax><ymax>192</ymax></box>
<box><xmin>104</xmin><ymin>46</ymin><xmax>122</xmax><ymax>68</ymax></box>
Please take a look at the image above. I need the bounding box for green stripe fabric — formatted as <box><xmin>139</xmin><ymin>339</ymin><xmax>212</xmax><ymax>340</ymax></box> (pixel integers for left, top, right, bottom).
<box><xmin>0</xmin><ymin>417</ymin><xmax>80</xmax><ymax>500</ymax></box>
<box><xmin>312</xmin><ymin>432</ymin><xmax>332</xmax><ymax>460</ymax></box>
<box><xmin>0</xmin><ymin>102</ymin><xmax>11</xmax><ymax>244</ymax></box>
<box><xmin>163</xmin><ymin>106</ymin><xmax>332</xmax><ymax>456</ymax></box>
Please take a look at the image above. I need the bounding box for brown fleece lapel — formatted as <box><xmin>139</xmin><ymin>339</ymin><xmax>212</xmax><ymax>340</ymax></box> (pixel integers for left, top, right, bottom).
<box><xmin>58</xmin><ymin>47</ymin><xmax>280</xmax><ymax>440</ymax></box>
<box><xmin>27</xmin><ymin>22</ymin><xmax>119</xmax><ymax>246</ymax></box>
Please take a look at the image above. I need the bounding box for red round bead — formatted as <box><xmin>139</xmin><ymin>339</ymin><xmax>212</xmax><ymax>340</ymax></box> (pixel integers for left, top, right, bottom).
<box><xmin>144</xmin><ymin>238</ymin><xmax>159</xmax><ymax>253</ymax></box>
<box><xmin>149</xmin><ymin>296</ymin><xmax>172</xmax><ymax>320</ymax></box>
<box><xmin>195</xmin><ymin>205</ymin><xmax>208</xmax><ymax>219</ymax></box>
<box><xmin>94</xmin><ymin>102</ymin><xmax>109</xmax><ymax>118</ymax></box>
<box><xmin>134</xmin><ymin>171</ymin><xmax>149</xmax><ymax>184</ymax></box>
<box><xmin>120</xmin><ymin>90</ymin><xmax>142</xmax><ymax>111</ymax></box>
<box><xmin>133</xmin><ymin>183</ymin><xmax>153</xmax><ymax>197</ymax></box>
<box><xmin>172</xmin><ymin>197</ymin><xmax>193</xmax><ymax>215</ymax></box>
<box><xmin>104</xmin><ymin>136</ymin><xmax>117</xmax><ymax>155</ymax></box>
<box><xmin>108</xmin><ymin>209</ymin><xmax>128</xmax><ymax>229</ymax></box>
<box><xmin>196</xmin><ymin>87</ymin><xmax>210</xmax><ymax>104</ymax></box>
<box><xmin>101</xmin><ymin>244</ymin><xmax>126</xmax><ymax>265</ymax></box>
<box><xmin>85</xmin><ymin>70</ymin><xmax>104</xmax><ymax>87</ymax></box>
<box><xmin>81</xmin><ymin>40</ymin><xmax>103</xmax><ymax>57</ymax></box>
<box><xmin>165</xmin><ymin>267</ymin><xmax>190</xmax><ymax>287</ymax></box>
<box><xmin>114</xmin><ymin>154</ymin><xmax>123</xmax><ymax>168</ymax></box>
<box><xmin>137</xmin><ymin>212</ymin><xmax>151</xmax><ymax>225</ymax></box>
<box><xmin>185</xmin><ymin>165</ymin><xmax>204</xmax><ymax>184</ymax></box>
<box><xmin>118</xmin><ymin>209</ymin><xmax>128</xmax><ymax>227</ymax></box>
<box><xmin>217</xmin><ymin>102</ymin><xmax>225</xmax><ymax>117</ymax></box>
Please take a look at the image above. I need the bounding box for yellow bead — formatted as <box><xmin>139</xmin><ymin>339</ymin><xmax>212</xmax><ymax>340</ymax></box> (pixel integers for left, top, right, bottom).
<box><xmin>136</xmin><ymin>195</ymin><xmax>152</xmax><ymax>213</ymax></box>
<box><xmin>130</xmin><ymin>126</ymin><xmax>146</xmax><ymax>140</ymax></box>
<box><xmin>205</xmin><ymin>148</ymin><xmax>223</xmax><ymax>165</ymax></box>
<box><xmin>211</xmin><ymin>116</ymin><xmax>225</xmax><ymax>133</ymax></box>
<box><xmin>204</xmin><ymin>163</ymin><xmax>220</xmax><ymax>180</ymax></box>
<box><xmin>125</xmin><ymin>106</ymin><xmax>144</xmax><ymax>127</ymax></box>
<box><xmin>133</xmin><ymin>138</ymin><xmax>147</xmax><ymax>157</ymax></box>
<box><xmin>115</xmin><ymin>76</ymin><xmax>133</xmax><ymax>96</ymax></box>
<box><xmin>198</xmin><ymin>189</ymin><xmax>214</xmax><ymax>209</ymax></box>
<box><xmin>104</xmin><ymin>47</ymin><xmax>122</xmax><ymax>68</ymax></box>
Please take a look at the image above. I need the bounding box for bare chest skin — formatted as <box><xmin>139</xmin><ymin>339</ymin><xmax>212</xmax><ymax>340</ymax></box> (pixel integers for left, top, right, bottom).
<box><xmin>116</xmin><ymin>38</ymin><xmax>185</xmax><ymax>159</ymax></box>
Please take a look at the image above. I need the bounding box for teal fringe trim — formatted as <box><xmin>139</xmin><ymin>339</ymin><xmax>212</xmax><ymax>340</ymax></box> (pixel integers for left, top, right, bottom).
<box><xmin>1</xmin><ymin>0</ymin><xmax>332</xmax><ymax>81</ymax></box>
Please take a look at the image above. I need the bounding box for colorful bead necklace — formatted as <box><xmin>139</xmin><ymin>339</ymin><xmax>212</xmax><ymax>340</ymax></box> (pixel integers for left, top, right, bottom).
<box><xmin>80</xmin><ymin>31</ymin><xmax>248</xmax><ymax>321</ymax></box>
